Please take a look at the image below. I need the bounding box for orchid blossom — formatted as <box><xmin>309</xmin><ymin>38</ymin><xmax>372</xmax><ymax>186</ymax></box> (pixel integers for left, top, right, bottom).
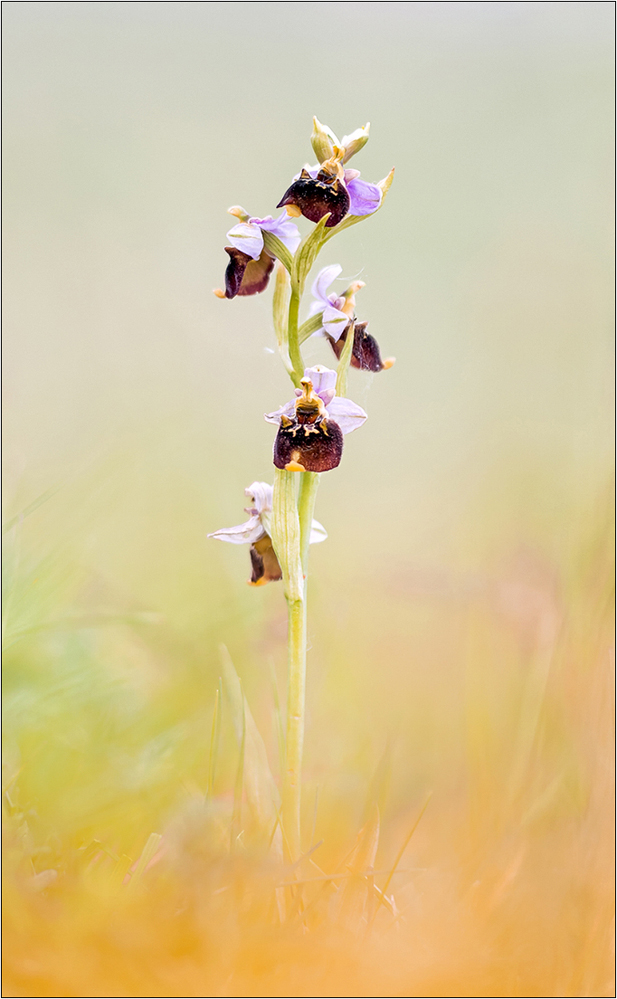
<box><xmin>208</xmin><ymin>481</ymin><xmax>326</xmax><ymax>585</ymax></box>
<box><xmin>308</xmin><ymin>265</ymin><xmax>395</xmax><ymax>371</ymax></box>
<box><xmin>276</xmin><ymin>118</ymin><xmax>382</xmax><ymax>228</ymax></box>
<box><xmin>265</xmin><ymin>365</ymin><xmax>367</xmax><ymax>472</ymax></box>
<box><xmin>215</xmin><ymin>210</ymin><xmax>301</xmax><ymax>299</ymax></box>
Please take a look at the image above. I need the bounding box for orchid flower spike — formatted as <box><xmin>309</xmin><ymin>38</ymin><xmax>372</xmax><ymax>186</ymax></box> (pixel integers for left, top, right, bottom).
<box><xmin>276</xmin><ymin>119</ymin><xmax>381</xmax><ymax>228</ymax></box>
<box><xmin>265</xmin><ymin>366</ymin><xmax>367</xmax><ymax>472</ymax></box>
<box><xmin>309</xmin><ymin>266</ymin><xmax>395</xmax><ymax>372</ymax></box>
<box><xmin>208</xmin><ymin>481</ymin><xmax>327</xmax><ymax>585</ymax></box>
<box><xmin>214</xmin><ymin>209</ymin><xmax>301</xmax><ymax>299</ymax></box>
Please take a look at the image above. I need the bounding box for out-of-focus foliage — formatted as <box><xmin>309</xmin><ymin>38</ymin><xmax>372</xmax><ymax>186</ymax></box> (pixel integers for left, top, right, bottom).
<box><xmin>3</xmin><ymin>3</ymin><xmax>614</xmax><ymax>996</ymax></box>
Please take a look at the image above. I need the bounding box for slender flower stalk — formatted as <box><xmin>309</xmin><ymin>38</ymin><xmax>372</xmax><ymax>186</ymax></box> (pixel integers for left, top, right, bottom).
<box><xmin>283</xmin><ymin>471</ymin><xmax>319</xmax><ymax>857</ymax></box>
<box><xmin>272</xmin><ymin>470</ymin><xmax>305</xmax><ymax>858</ymax></box>
<box><xmin>210</xmin><ymin>118</ymin><xmax>394</xmax><ymax>858</ymax></box>
<box><xmin>275</xmin><ymin>471</ymin><xmax>319</xmax><ymax>858</ymax></box>
<box><xmin>287</xmin><ymin>284</ymin><xmax>304</xmax><ymax>387</ymax></box>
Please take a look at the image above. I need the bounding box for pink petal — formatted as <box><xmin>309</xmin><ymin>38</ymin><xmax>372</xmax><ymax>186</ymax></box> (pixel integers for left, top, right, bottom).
<box><xmin>346</xmin><ymin>177</ymin><xmax>382</xmax><ymax>216</ymax></box>
<box><xmin>326</xmin><ymin>397</ymin><xmax>368</xmax><ymax>435</ymax></box>
<box><xmin>311</xmin><ymin>264</ymin><xmax>342</xmax><ymax>306</ymax></box>
<box><xmin>208</xmin><ymin>516</ymin><xmax>264</xmax><ymax>545</ymax></box>
<box><xmin>226</xmin><ymin>222</ymin><xmax>264</xmax><ymax>260</ymax></box>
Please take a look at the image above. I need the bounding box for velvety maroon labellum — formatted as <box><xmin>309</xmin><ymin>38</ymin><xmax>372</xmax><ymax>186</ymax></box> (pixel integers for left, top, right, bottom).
<box><xmin>273</xmin><ymin>417</ymin><xmax>344</xmax><ymax>472</ymax></box>
<box><xmin>328</xmin><ymin>321</ymin><xmax>386</xmax><ymax>372</ymax></box>
<box><xmin>224</xmin><ymin>246</ymin><xmax>275</xmax><ymax>298</ymax></box>
<box><xmin>277</xmin><ymin>169</ymin><xmax>350</xmax><ymax>228</ymax></box>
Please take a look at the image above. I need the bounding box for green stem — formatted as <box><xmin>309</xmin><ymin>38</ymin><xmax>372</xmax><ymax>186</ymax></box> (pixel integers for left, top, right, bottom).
<box><xmin>287</xmin><ymin>284</ymin><xmax>304</xmax><ymax>387</ymax></box>
<box><xmin>283</xmin><ymin>472</ymin><xmax>319</xmax><ymax>860</ymax></box>
<box><xmin>271</xmin><ymin>236</ymin><xmax>324</xmax><ymax>859</ymax></box>
<box><xmin>284</xmin><ymin>594</ymin><xmax>306</xmax><ymax>861</ymax></box>
<box><xmin>272</xmin><ymin>471</ymin><xmax>304</xmax><ymax>860</ymax></box>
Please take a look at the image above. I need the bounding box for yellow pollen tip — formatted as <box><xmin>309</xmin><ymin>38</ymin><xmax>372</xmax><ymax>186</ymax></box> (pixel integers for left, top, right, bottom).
<box><xmin>213</xmin><ymin>288</ymin><xmax>226</xmax><ymax>299</ymax></box>
<box><xmin>248</xmin><ymin>577</ymin><xmax>268</xmax><ymax>587</ymax></box>
<box><xmin>382</xmin><ymin>357</ymin><xmax>396</xmax><ymax>370</ymax></box>
<box><xmin>285</xmin><ymin>204</ymin><xmax>302</xmax><ymax>217</ymax></box>
<box><xmin>285</xmin><ymin>460</ymin><xmax>306</xmax><ymax>472</ymax></box>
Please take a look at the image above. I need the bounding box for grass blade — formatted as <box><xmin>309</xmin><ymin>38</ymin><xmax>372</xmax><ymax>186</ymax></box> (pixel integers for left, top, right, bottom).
<box><xmin>127</xmin><ymin>833</ymin><xmax>162</xmax><ymax>890</ymax></box>
<box><xmin>369</xmin><ymin>792</ymin><xmax>432</xmax><ymax>927</ymax></box>
<box><xmin>220</xmin><ymin>645</ymin><xmax>281</xmax><ymax>847</ymax></box>
<box><xmin>207</xmin><ymin>679</ymin><xmax>222</xmax><ymax>798</ymax></box>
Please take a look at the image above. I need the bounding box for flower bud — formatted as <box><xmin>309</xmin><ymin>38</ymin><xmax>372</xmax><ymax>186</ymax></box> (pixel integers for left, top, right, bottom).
<box><xmin>340</xmin><ymin>124</ymin><xmax>370</xmax><ymax>163</ymax></box>
<box><xmin>227</xmin><ymin>205</ymin><xmax>250</xmax><ymax>222</ymax></box>
<box><xmin>311</xmin><ymin>116</ymin><xmax>338</xmax><ymax>164</ymax></box>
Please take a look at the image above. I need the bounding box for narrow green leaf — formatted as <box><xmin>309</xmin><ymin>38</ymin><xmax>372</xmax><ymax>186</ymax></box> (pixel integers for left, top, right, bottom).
<box><xmin>298</xmin><ymin>312</ymin><xmax>325</xmax><ymax>345</ymax></box>
<box><xmin>272</xmin><ymin>263</ymin><xmax>292</xmax><ymax>373</ymax></box>
<box><xmin>291</xmin><ymin>215</ymin><xmax>330</xmax><ymax>293</ymax></box>
<box><xmin>335</xmin><ymin>320</ymin><xmax>355</xmax><ymax>398</ymax></box>
<box><xmin>262</xmin><ymin>230</ymin><xmax>293</xmax><ymax>273</ymax></box>
<box><xmin>220</xmin><ymin>645</ymin><xmax>281</xmax><ymax>846</ymax></box>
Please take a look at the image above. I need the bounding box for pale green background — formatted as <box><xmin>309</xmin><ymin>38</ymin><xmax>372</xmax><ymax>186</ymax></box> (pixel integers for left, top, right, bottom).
<box><xmin>3</xmin><ymin>2</ymin><xmax>614</xmax><ymax>831</ymax></box>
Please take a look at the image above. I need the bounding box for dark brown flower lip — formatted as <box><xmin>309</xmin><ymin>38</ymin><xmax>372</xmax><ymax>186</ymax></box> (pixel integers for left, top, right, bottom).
<box><xmin>327</xmin><ymin>321</ymin><xmax>394</xmax><ymax>373</ymax></box>
<box><xmin>273</xmin><ymin>416</ymin><xmax>344</xmax><ymax>473</ymax></box>
<box><xmin>276</xmin><ymin>168</ymin><xmax>350</xmax><ymax>228</ymax></box>
<box><xmin>223</xmin><ymin>246</ymin><xmax>275</xmax><ymax>298</ymax></box>
<box><xmin>249</xmin><ymin>535</ymin><xmax>282</xmax><ymax>586</ymax></box>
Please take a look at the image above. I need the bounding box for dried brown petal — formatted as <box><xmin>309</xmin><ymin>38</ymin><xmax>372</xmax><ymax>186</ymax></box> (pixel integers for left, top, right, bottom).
<box><xmin>249</xmin><ymin>535</ymin><xmax>282</xmax><ymax>585</ymax></box>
